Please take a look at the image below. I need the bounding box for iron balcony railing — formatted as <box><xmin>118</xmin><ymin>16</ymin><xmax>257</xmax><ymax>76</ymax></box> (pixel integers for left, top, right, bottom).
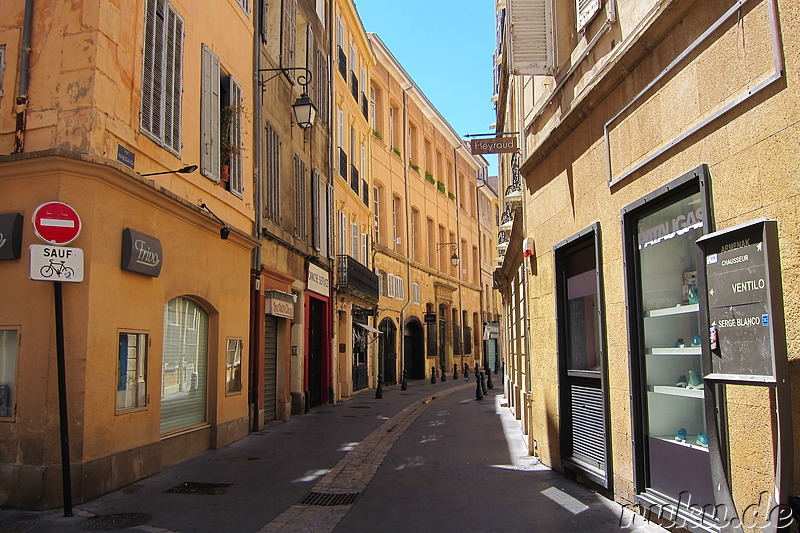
<box><xmin>361</xmin><ymin>179</ymin><xmax>369</xmax><ymax>206</ymax></box>
<box><xmin>350</xmin><ymin>165</ymin><xmax>359</xmax><ymax>194</ymax></box>
<box><xmin>336</xmin><ymin>255</ymin><xmax>379</xmax><ymax>303</ymax></box>
<box><xmin>339</xmin><ymin>147</ymin><xmax>348</xmax><ymax>179</ymax></box>
<box><xmin>338</xmin><ymin>46</ymin><xmax>347</xmax><ymax>79</ymax></box>
<box><xmin>350</xmin><ymin>72</ymin><xmax>359</xmax><ymax>101</ymax></box>
<box><xmin>361</xmin><ymin>93</ymin><xmax>368</xmax><ymax>120</ymax></box>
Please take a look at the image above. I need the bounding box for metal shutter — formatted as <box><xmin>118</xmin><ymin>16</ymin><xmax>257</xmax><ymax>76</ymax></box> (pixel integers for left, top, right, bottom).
<box><xmin>264</xmin><ymin>316</ymin><xmax>278</xmax><ymax>422</ymax></box>
<box><xmin>569</xmin><ymin>383</ymin><xmax>606</xmax><ymax>472</ymax></box>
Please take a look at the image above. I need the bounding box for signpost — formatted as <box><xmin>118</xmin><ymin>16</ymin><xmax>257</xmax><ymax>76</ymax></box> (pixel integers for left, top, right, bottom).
<box><xmin>30</xmin><ymin>201</ymin><xmax>83</xmax><ymax>517</ymax></box>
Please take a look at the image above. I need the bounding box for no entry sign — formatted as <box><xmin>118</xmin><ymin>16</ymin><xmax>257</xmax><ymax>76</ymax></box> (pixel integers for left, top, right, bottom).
<box><xmin>32</xmin><ymin>202</ymin><xmax>82</xmax><ymax>245</ymax></box>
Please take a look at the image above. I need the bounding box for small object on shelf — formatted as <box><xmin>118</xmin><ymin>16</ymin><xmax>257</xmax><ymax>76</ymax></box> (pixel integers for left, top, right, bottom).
<box><xmin>682</xmin><ymin>271</ymin><xmax>697</xmax><ymax>303</ymax></box>
<box><xmin>692</xmin><ymin>335</ymin><xmax>702</xmax><ymax>346</ymax></box>
<box><xmin>688</xmin><ymin>285</ymin><xmax>699</xmax><ymax>304</ymax></box>
<box><xmin>696</xmin><ymin>433</ymin><xmax>709</xmax><ymax>447</ymax></box>
<box><xmin>675</xmin><ymin>428</ymin><xmax>687</xmax><ymax>442</ymax></box>
<box><xmin>688</xmin><ymin>370</ymin><xmax>704</xmax><ymax>389</ymax></box>
<box><xmin>675</xmin><ymin>374</ymin><xmax>688</xmax><ymax>387</ymax></box>
<box><xmin>710</xmin><ymin>322</ymin><xmax>718</xmax><ymax>351</ymax></box>
<box><xmin>674</xmin><ymin>338</ymin><xmax>686</xmax><ymax>348</ymax></box>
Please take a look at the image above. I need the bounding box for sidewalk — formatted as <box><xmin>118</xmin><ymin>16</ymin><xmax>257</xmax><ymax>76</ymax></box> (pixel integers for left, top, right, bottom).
<box><xmin>0</xmin><ymin>376</ymin><xmax>666</xmax><ymax>533</ymax></box>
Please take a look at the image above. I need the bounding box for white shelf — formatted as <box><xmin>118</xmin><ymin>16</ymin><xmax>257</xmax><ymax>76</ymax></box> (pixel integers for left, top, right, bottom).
<box><xmin>652</xmin><ymin>434</ymin><xmax>709</xmax><ymax>451</ymax></box>
<box><xmin>652</xmin><ymin>385</ymin><xmax>704</xmax><ymax>398</ymax></box>
<box><xmin>648</xmin><ymin>303</ymin><xmax>699</xmax><ymax>317</ymax></box>
<box><xmin>649</xmin><ymin>346</ymin><xmax>702</xmax><ymax>356</ymax></box>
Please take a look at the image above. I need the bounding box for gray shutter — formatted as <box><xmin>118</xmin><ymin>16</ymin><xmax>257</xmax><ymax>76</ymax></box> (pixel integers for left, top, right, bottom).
<box><xmin>163</xmin><ymin>6</ymin><xmax>183</xmax><ymax>155</ymax></box>
<box><xmin>281</xmin><ymin>0</ymin><xmax>297</xmax><ymax>73</ymax></box>
<box><xmin>264</xmin><ymin>121</ymin><xmax>280</xmax><ymax>222</ymax></box>
<box><xmin>311</xmin><ymin>170</ymin><xmax>321</xmax><ymax>252</ymax></box>
<box><xmin>140</xmin><ymin>0</ymin><xmax>165</xmax><ymax>140</ymax></box>
<box><xmin>261</xmin><ymin>0</ymin><xmax>269</xmax><ymax>42</ymax></box>
<box><xmin>576</xmin><ymin>0</ymin><xmax>601</xmax><ymax>30</ymax></box>
<box><xmin>326</xmin><ymin>183</ymin><xmax>334</xmax><ymax>258</ymax></box>
<box><xmin>508</xmin><ymin>0</ymin><xmax>554</xmax><ymax>76</ymax></box>
<box><xmin>229</xmin><ymin>75</ymin><xmax>243</xmax><ymax>197</ymax></box>
<box><xmin>200</xmin><ymin>44</ymin><xmax>220</xmax><ymax>182</ymax></box>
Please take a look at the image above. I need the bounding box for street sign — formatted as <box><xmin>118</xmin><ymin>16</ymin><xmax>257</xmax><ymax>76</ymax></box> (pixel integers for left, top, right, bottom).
<box><xmin>469</xmin><ymin>136</ymin><xmax>517</xmax><ymax>155</ymax></box>
<box><xmin>32</xmin><ymin>202</ymin><xmax>82</xmax><ymax>245</ymax></box>
<box><xmin>30</xmin><ymin>245</ymin><xmax>84</xmax><ymax>282</ymax></box>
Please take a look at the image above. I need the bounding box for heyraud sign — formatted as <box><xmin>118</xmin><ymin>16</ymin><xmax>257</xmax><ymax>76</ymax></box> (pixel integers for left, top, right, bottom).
<box><xmin>121</xmin><ymin>228</ymin><xmax>162</xmax><ymax>277</ymax></box>
<box><xmin>0</xmin><ymin>213</ymin><xmax>23</xmax><ymax>261</ymax></box>
<box><xmin>470</xmin><ymin>136</ymin><xmax>517</xmax><ymax>155</ymax></box>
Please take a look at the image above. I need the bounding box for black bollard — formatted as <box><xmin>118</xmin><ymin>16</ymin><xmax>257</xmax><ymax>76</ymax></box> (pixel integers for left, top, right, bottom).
<box><xmin>481</xmin><ymin>372</ymin><xmax>488</xmax><ymax>395</ymax></box>
<box><xmin>375</xmin><ymin>374</ymin><xmax>384</xmax><ymax>399</ymax></box>
<box><xmin>486</xmin><ymin>366</ymin><xmax>494</xmax><ymax>389</ymax></box>
<box><xmin>431</xmin><ymin>366</ymin><xmax>436</xmax><ymax>384</ymax></box>
<box><xmin>453</xmin><ymin>363</ymin><xmax>458</xmax><ymax>380</ymax></box>
<box><xmin>401</xmin><ymin>369</ymin><xmax>408</xmax><ymax>391</ymax></box>
<box><xmin>440</xmin><ymin>363</ymin><xmax>446</xmax><ymax>382</ymax></box>
<box><xmin>474</xmin><ymin>363</ymin><xmax>479</xmax><ymax>380</ymax></box>
<box><xmin>463</xmin><ymin>362</ymin><xmax>469</xmax><ymax>380</ymax></box>
<box><xmin>476</xmin><ymin>372</ymin><xmax>484</xmax><ymax>400</ymax></box>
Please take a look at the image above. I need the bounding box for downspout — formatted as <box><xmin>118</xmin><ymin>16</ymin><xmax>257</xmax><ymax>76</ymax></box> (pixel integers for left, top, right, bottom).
<box><xmin>14</xmin><ymin>0</ymin><xmax>35</xmax><ymax>153</ymax></box>
<box><xmin>454</xmin><ymin>145</ymin><xmax>465</xmax><ymax>372</ymax></box>
<box><xmin>476</xmin><ymin>172</ymin><xmax>487</xmax><ymax>368</ymax></box>
<box><xmin>399</xmin><ymin>84</ymin><xmax>413</xmax><ymax>379</ymax></box>
<box><xmin>327</xmin><ymin>3</ymin><xmax>337</xmax><ymax>403</ymax></box>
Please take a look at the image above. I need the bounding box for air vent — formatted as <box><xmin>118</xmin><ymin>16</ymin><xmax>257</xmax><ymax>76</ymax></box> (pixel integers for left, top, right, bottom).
<box><xmin>300</xmin><ymin>492</ymin><xmax>360</xmax><ymax>506</ymax></box>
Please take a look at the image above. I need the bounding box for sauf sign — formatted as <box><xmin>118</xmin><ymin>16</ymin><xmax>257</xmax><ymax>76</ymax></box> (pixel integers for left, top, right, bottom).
<box><xmin>29</xmin><ymin>201</ymin><xmax>85</xmax><ymax>283</ymax></box>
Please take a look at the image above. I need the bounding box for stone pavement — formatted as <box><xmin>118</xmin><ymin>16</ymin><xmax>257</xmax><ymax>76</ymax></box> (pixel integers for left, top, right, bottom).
<box><xmin>0</xmin><ymin>376</ymin><xmax>667</xmax><ymax>533</ymax></box>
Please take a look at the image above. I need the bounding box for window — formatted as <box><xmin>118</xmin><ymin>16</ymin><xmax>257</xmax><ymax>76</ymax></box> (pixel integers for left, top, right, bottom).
<box><xmin>410</xmin><ymin>208</ymin><xmax>419</xmax><ymax>262</ymax></box>
<box><xmin>264</xmin><ymin>120</ymin><xmax>280</xmax><ymax>222</ymax></box>
<box><xmin>408</xmin><ymin>123</ymin><xmax>417</xmax><ymax>165</ymax></box>
<box><xmin>387</xmin><ymin>273</ymin><xmax>396</xmax><ymax>298</ymax></box>
<box><xmin>281</xmin><ymin>0</ymin><xmax>297</xmax><ymax>74</ymax></box>
<box><xmin>350</xmin><ymin>222</ymin><xmax>359</xmax><ymax>260</ymax></box>
<box><xmin>235</xmin><ymin>0</ymin><xmax>250</xmax><ymax>14</ymax></box>
<box><xmin>373</xmin><ymin>186</ymin><xmax>381</xmax><ymax>244</ymax></box>
<box><xmin>577</xmin><ymin>0</ymin><xmax>601</xmax><ymax>30</ymax></box>
<box><xmin>427</xmin><ymin>218</ymin><xmax>436</xmax><ymax>267</ymax></box>
<box><xmin>201</xmin><ymin>44</ymin><xmax>243</xmax><ymax>196</ymax></box>
<box><xmin>314</xmin><ymin>50</ymin><xmax>329</xmax><ymax>126</ymax></box>
<box><xmin>361</xmin><ymin>233</ymin><xmax>369</xmax><ymax>266</ymax></box>
<box><xmin>338</xmin><ymin>211</ymin><xmax>347</xmax><ymax>255</ymax></box>
<box><xmin>0</xmin><ymin>328</ymin><xmax>19</xmax><ymax>419</ymax></box>
<box><xmin>117</xmin><ymin>332</ymin><xmax>148</xmax><ymax>411</ymax></box>
<box><xmin>140</xmin><ymin>0</ymin><xmax>184</xmax><ymax>155</ymax></box>
<box><xmin>161</xmin><ymin>297</ymin><xmax>208</xmax><ymax>434</ymax></box>
<box><xmin>412</xmin><ymin>282</ymin><xmax>421</xmax><ymax>305</ymax></box>
<box><xmin>392</xmin><ymin>195</ymin><xmax>399</xmax><ymax>251</ymax></box>
<box><xmin>507</xmin><ymin>0</ymin><xmax>553</xmax><ymax>76</ymax></box>
<box><xmin>312</xmin><ymin>170</ymin><xmax>329</xmax><ymax>255</ymax></box>
<box><xmin>226</xmin><ymin>339</ymin><xmax>242</xmax><ymax>394</ymax></box>
<box><xmin>369</xmin><ymin>87</ymin><xmax>376</xmax><ymax>130</ymax></box>
<box><xmin>377</xmin><ymin>270</ymin><xmax>385</xmax><ymax>296</ymax></box>
<box><xmin>395</xmin><ymin>276</ymin><xmax>405</xmax><ymax>300</ymax></box>
<box><xmin>389</xmin><ymin>106</ymin><xmax>396</xmax><ymax>148</ymax></box>
<box><xmin>294</xmin><ymin>155</ymin><xmax>307</xmax><ymax>240</ymax></box>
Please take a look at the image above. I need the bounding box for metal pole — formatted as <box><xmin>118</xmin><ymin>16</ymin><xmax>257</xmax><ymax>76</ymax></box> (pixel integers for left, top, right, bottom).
<box><xmin>53</xmin><ymin>281</ymin><xmax>72</xmax><ymax>516</ymax></box>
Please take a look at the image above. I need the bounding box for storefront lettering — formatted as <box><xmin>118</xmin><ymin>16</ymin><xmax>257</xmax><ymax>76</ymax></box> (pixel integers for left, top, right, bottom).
<box><xmin>720</xmin><ymin>238</ymin><xmax>750</xmax><ymax>253</ymax></box>
<box><xmin>718</xmin><ymin>316</ymin><xmax>762</xmax><ymax>328</ymax></box>
<box><xmin>135</xmin><ymin>239</ymin><xmax>161</xmax><ymax>267</ymax></box>
<box><xmin>638</xmin><ymin>207</ymin><xmax>703</xmax><ymax>247</ymax></box>
<box><xmin>731</xmin><ymin>278</ymin><xmax>764</xmax><ymax>293</ymax></box>
<box><xmin>720</xmin><ymin>254</ymin><xmax>748</xmax><ymax>266</ymax></box>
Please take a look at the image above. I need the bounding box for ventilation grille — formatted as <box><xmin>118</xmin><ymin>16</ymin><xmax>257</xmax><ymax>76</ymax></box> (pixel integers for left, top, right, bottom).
<box><xmin>300</xmin><ymin>492</ymin><xmax>360</xmax><ymax>506</ymax></box>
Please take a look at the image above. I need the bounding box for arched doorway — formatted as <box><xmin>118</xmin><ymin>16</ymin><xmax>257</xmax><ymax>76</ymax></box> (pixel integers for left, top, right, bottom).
<box><xmin>403</xmin><ymin>318</ymin><xmax>425</xmax><ymax>380</ymax></box>
<box><xmin>378</xmin><ymin>318</ymin><xmax>397</xmax><ymax>385</ymax></box>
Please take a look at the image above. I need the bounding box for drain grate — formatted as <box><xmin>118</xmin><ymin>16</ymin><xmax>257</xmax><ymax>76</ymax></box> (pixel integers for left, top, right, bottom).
<box><xmin>300</xmin><ymin>491</ymin><xmax>360</xmax><ymax>506</ymax></box>
<box><xmin>223</xmin><ymin>456</ymin><xmax>260</xmax><ymax>463</ymax></box>
<box><xmin>81</xmin><ymin>513</ymin><xmax>151</xmax><ymax>530</ymax></box>
<box><xmin>164</xmin><ymin>481</ymin><xmax>232</xmax><ymax>495</ymax></box>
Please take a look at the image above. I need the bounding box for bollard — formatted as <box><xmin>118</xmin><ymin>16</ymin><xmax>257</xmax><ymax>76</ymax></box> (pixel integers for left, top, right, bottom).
<box><xmin>481</xmin><ymin>372</ymin><xmax>487</xmax><ymax>395</ymax></box>
<box><xmin>474</xmin><ymin>363</ymin><xmax>479</xmax><ymax>380</ymax></box>
<box><xmin>476</xmin><ymin>372</ymin><xmax>484</xmax><ymax>400</ymax></box>
<box><xmin>401</xmin><ymin>369</ymin><xmax>408</xmax><ymax>391</ymax></box>
<box><xmin>440</xmin><ymin>363</ymin><xmax>446</xmax><ymax>382</ymax></box>
<box><xmin>453</xmin><ymin>363</ymin><xmax>458</xmax><ymax>380</ymax></box>
<box><xmin>463</xmin><ymin>362</ymin><xmax>470</xmax><ymax>380</ymax></box>
<box><xmin>431</xmin><ymin>366</ymin><xmax>436</xmax><ymax>384</ymax></box>
<box><xmin>375</xmin><ymin>374</ymin><xmax>384</xmax><ymax>399</ymax></box>
<box><xmin>486</xmin><ymin>366</ymin><xmax>494</xmax><ymax>389</ymax></box>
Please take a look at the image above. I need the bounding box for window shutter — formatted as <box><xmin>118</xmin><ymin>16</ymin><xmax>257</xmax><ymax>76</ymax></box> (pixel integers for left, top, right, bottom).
<box><xmin>387</xmin><ymin>274</ymin><xmax>395</xmax><ymax>298</ymax></box>
<box><xmin>281</xmin><ymin>0</ymin><xmax>297</xmax><ymax>74</ymax></box>
<box><xmin>327</xmin><ymin>184</ymin><xmax>334</xmax><ymax>258</ymax></box>
<box><xmin>294</xmin><ymin>155</ymin><xmax>307</xmax><ymax>239</ymax></box>
<box><xmin>508</xmin><ymin>0</ymin><xmax>554</xmax><ymax>76</ymax></box>
<box><xmin>200</xmin><ymin>44</ymin><xmax>220</xmax><ymax>181</ymax></box>
<box><xmin>338</xmin><ymin>211</ymin><xmax>347</xmax><ymax>255</ymax></box>
<box><xmin>141</xmin><ymin>0</ymin><xmax>164</xmax><ymax>141</ymax></box>
<box><xmin>361</xmin><ymin>233</ymin><xmax>368</xmax><ymax>266</ymax></box>
<box><xmin>229</xmin><ymin>75</ymin><xmax>243</xmax><ymax>197</ymax></box>
<box><xmin>350</xmin><ymin>222</ymin><xmax>359</xmax><ymax>260</ymax></box>
<box><xmin>261</xmin><ymin>0</ymin><xmax>269</xmax><ymax>42</ymax></box>
<box><xmin>163</xmin><ymin>6</ymin><xmax>183</xmax><ymax>155</ymax></box>
<box><xmin>264</xmin><ymin>121</ymin><xmax>281</xmax><ymax>222</ymax></box>
<box><xmin>311</xmin><ymin>170</ymin><xmax>321</xmax><ymax>251</ymax></box>
<box><xmin>576</xmin><ymin>0</ymin><xmax>601</xmax><ymax>30</ymax></box>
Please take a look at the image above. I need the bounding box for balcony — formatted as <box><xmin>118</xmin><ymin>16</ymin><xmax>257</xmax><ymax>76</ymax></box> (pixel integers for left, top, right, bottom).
<box><xmin>350</xmin><ymin>72</ymin><xmax>359</xmax><ymax>101</ymax></box>
<box><xmin>339</xmin><ymin>147</ymin><xmax>348</xmax><ymax>179</ymax></box>
<box><xmin>337</xmin><ymin>255</ymin><xmax>379</xmax><ymax>304</ymax></box>
<box><xmin>338</xmin><ymin>46</ymin><xmax>347</xmax><ymax>79</ymax></box>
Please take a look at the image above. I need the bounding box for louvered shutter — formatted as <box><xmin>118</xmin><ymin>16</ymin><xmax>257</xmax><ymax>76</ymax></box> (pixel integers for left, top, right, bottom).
<box><xmin>311</xmin><ymin>170</ymin><xmax>321</xmax><ymax>251</ymax></box>
<box><xmin>576</xmin><ymin>0</ymin><xmax>601</xmax><ymax>31</ymax></box>
<box><xmin>163</xmin><ymin>6</ymin><xmax>183</xmax><ymax>155</ymax></box>
<box><xmin>508</xmin><ymin>0</ymin><xmax>553</xmax><ymax>75</ymax></box>
<box><xmin>200</xmin><ymin>44</ymin><xmax>221</xmax><ymax>181</ymax></box>
<box><xmin>141</xmin><ymin>0</ymin><xmax>164</xmax><ymax>140</ymax></box>
<box><xmin>360</xmin><ymin>233</ymin><xmax>368</xmax><ymax>266</ymax></box>
<box><xmin>261</xmin><ymin>0</ymin><xmax>269</xmax><ymax>42</ymax></box>
<box><xmin>387</xmin><ymin>274</ymin><xmax>395</xmax><ymax>298</ymax></box>
<box><xmin>327</xmin><ymin>184</ymin><xmax>334</xmax><ymax>258</ymax></box>
<box><xmin>281</xmin><ymin>0</ymin><xmax>297</xmax><ymax>74</ymax></box>
<box><xmin>229</xmin><ymin>75</ymin><xmax>243</xmax><ymax>197</ymax></box>
<box><xmin>350</xmin><ymin>222</ymin><xmax>359</xmax><ymax>260</ymax></box>
<box><xmin>338</xmin><ymin>211</ymin><xmax>347</xmax><ymax>255</ymax></box>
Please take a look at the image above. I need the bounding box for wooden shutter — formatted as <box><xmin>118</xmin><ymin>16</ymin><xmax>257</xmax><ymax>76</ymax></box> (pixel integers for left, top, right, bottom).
<box><xmin>508</xmin><ymin>0</ymin><xmax>553</xmax><ymax>75</ymax></box>
<box><xmin>163</xmin><ymin>5</ymin><xmax>183</xmax><ymax>155</ymax></box>
<box><xmin>281</xmin><ymin>0</ymin><xmax>297</xmax><ymax>73</ymax></box>
<box><xmin>200</xmin><ymin>44</ymin><xmax>220</xmax><ymax>181</ymax></box>
<box><xmin>327</xmin><ymin>184</ymin><xmax>334</xmax><ymax>258</ymax></box>
<box><xmin>387</xmin><ymin>274</ymin><xmax>395</xmax><ymax>298</ymax></box>
<box><xmin>350</xmin><ymin>222</ymin><xmax>359</xmax><ymax>260</ymax></box>
<box><xmin>338</xmin><ymin>211</ymin><xmax>347</xmax><ymax>255</ymax></box>
<box><xmin>229</xmin><ymin>75</ymin><xmax>243</xmax><ymax>197</ymax></box>
<box><xmin>311</xmin><ymin>170</ymin><xmax>321</xmax><ymax>251</ymax></box>
<box><xmin>264</xmin><ymin>121</ymin><xmax>280</xmax><ymax>222</ymax></box>
<box><xmin>261</xmin><ymin>0</ymin><xmax>269</xmax><ymax>42</ymax></box>
<box><xmin>576</xmin><ymin>0</ymin><xmax>601</xmax><ymax>30</ymax></box>
<box><xmin>360</xmin><ymin>233</ymin><xmax>368</xmax><ymax>266</ymax></box>
<box><xmin>140</xmin><ymin>0</ymin><xmax>164</xmax><ymax>140</ymax></box>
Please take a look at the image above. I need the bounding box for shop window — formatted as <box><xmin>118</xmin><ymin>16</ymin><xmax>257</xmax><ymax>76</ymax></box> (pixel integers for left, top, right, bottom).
<box><xmin>117</xmin><ymin>332</ymin><xmax>148</xmax><ymax>411</ymax></box>
<box><xmin>226</xmin><ymin>339</ymin><xmax>242</xmax><ymax>394</ymax></box>
<box><xmin>0</xmin><ymin>328</ymin><xmax>19</xmax><ymax>419</ymax></box>
<box><xmin>161</xmin><ymin>297</ymin><xmax>208</xmax><ymax>434</ymax></box>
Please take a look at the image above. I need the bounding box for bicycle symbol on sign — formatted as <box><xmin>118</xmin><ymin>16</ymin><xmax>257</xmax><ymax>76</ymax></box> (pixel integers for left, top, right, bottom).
<box><xmin>40</xmin><ymin>259</ymin><xmax>75</xmax><ymax>279</ymax></box>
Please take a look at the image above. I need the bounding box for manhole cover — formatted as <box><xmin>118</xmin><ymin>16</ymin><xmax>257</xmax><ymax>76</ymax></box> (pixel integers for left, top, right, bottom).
<box><xmin>300</xmin><ymin>492</ymin><xmax>360</xmax><ymax>506</ymax></box>
<box><xmin>164</xmin><ymin>481</ymin><xmax>232</xmax><ymax>495</ymax></box>
<box><xmin>81</xmin><ymin>513</ymin><xmax>151</xmax><ymax>530</ymax></box>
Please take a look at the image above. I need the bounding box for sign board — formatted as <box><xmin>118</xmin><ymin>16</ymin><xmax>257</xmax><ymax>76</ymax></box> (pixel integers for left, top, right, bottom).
<box><xmin>32</xmin><ymin>202</ymin><xmax>81</xmax><ymax>245</ymax></box>
<box><xmin>265</xmin><ymin>290</ymin><xmax>295</xmax><ymax>318</ymax></box>
<box><xmin>470</xmin><ymin>136</ymin><xmax>517</xmax><ymax>155</ymax></box>
<box><xmin>30</xmin><ymin>245</ymin><xmax>84</xmax><ymax>282</ymax></box>
<box><xmin>0</xmin><ymin>213</ymin><xmax>23</xmax><ymax>261</ymax></box>
<box><xmin>696</xmin><ymin>218</ymin><xmax>783</xmax><ymax>384</ymax></box>
<box><xmin>307</xmin><ymin>263</ymin><xmax>330</xmax><ymax>296</ymax></box>
<box><xmin>116</xmin><ymin>144</ymin><xmax>135</xmax><ymax>169</ymax></box>
<box><xmin>424</xmin><ymin>312</ymin><xmax>437</xmax><ymax>324</ymax></box>
<box><xmin>121</xmin><ymin>228</ymin><xmax>163</xmax><ymax>277</ymax></box>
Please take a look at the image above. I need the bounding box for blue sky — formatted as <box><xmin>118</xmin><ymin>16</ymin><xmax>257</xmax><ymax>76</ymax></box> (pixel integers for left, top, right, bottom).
<box><xmin>354</xmin><ymin>1</ymin><xmax>498</xmax><ymax>175</ymax></box>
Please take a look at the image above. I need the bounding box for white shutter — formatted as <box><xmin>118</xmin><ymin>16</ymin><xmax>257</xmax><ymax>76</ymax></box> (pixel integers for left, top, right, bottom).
<box><xmin>508</xmin><ymin>0</ymin><xmax>553</xmax><ymax>76</ymax></box>
<box><xmin>163</xmin><ymin>5</ymin><xmax>183</xmax><ymax>155</ymax></box>
<box><xmin>141</xmin><ymin>0</ymin><xmax>164</xmax><ymax>141</ymax></box>
<box><xmin>312</xmin><ymin>170</ymin><xmax>321</xmax><ymax>252</ymax></box>
<box><xmin>327</xmin><ymin>184</ymin><xmax>334</xmax><ymax>258</ymax></box>
<box><xmin>229</xmin><ymin>75</ymin><xmax>243</xmax><ymax>197</ymax></box>
<box><xmin>361</xmin><ymin>233</ymin><xmax>368</xmax><ymax>266</ymax></box>
<box><xmin>338</xmin><ymin>211</ymin><xmax>347</xmax><ymax>255</ymax></box>
<box><xmin>200</xmin><ymin>44</ymin><xmax>220</xmax><ymax>181</ymax></box>
<box><xmin>387</xmin><ymin>274</ymin><xmax>396</xmax><ymax>298</ymax></box>
<box><xmin>350</xmin><ymin>222</ymin><xmax>359</xmax><ymax>260</ymax></box>
<box><xmin>396</xmin><ymin>277</ymin><xmax>404</xmax><ymax>300</ymax></box>
<box><xmin>577</xmin><ymin>0</ymin><xmax>601</xmax><ymax>31</ymax></box>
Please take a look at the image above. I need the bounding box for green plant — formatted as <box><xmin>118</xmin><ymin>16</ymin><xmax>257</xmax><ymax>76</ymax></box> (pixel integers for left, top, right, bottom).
<box><xmin>425</xmin><ymin>171</ymin><xmax>434</xmax><ymax>183</ymax></box>
<box><xmin>220</xmin><ymin>104</ymin><xmax>245</xmax><ymax>165</ymax></box>
<box><xmin>437</xmin><ymin>181</ymin><xmax>446</xmax><ymax>194</ymax></box>
<box><xmin>448</xmin><ymin>192</ymin><xmax>456</xmax><ymax>200</ymax></box>
<box><xmin>372</xmin><ymin>129</ymin><xmax>383</xmax><ymax>141</ymax></box>
<box><xmin>392</xmin><ymin>147</ymin><xmax>401</xmax><ymax>157</ymax></box>
<box><xmin>410</xmin><ymin>161</ymin><xmax>420</xmax><ymax>172</ymax></box>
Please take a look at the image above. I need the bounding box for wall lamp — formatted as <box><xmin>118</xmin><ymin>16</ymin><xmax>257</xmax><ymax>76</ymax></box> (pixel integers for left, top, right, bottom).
<box><xmin>199</xmin><ymin>203</ymin><xmax>230</xmax><ymax>240</ymax></box>
<box><xmin>437</xmin><ymin>242</ymin><xmax>460</xmax><ymax>267</ymax></box>
<box><xmin>258</xmin><ymin>67</ymin><xmax>317</xmax><ymax>129</ymax></box>
<box><xmin>141</xmin><ymin>164</ymin><xmax>198</xmax><ymax>177</ymax></box>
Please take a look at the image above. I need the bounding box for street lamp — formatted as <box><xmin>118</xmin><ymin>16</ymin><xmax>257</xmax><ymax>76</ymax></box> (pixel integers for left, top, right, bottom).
<box><xmin>258</xmin><ymin>66</ymin><xmax>317</xmax><ymax>130</ymax></box>
<box><xmin>437</xmin><ymin>242</ymin><xmax>460</xmax><ymax>267</ymax></box>
<box><xmin>141</xmin><ymin>164</ymin><xmax>198</xmax><ymax>177</ymax></box>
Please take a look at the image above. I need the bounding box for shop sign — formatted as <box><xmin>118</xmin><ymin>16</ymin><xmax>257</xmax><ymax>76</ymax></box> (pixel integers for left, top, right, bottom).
<box><xmin>29</xmin><ymin>244</ymin><xmax>84</xmax><ymax>282</ymax></box>
<box><xmin>424</xmin><ymin>312</ymin><xmax>437</xmax><ymax>323</ymax></box>
<box><xmin>483</xmin><ymin>323</ymin><xmax>500</xmax><ymax>340</ymax></box>
<box><xmin>697</xmin><ymin>218</ymin><xmax>781</xmax><ymax>384</ymax></box>
<box><xmin>470</xmin><ymin>136</ymin><xmax>517</xmax><ymax>155</ymax></box>
<box><xmin>121</xmin><ymin>228</ymin><xmax>162</xmax><ymax>277</ymax></box>
<box><xmin>307</xmin><ymin>263</ymin><xmax>330</xmax><ymax>296</ymax></box>
<box><xmin>0</xmin><ymin>213</ymin><xmax>23</xmax><ymax>261</ymax></box>
<box><xmin>266</xmin><ymin>290</ymin><xmax>294</xmax><ymax>318</ymax></box>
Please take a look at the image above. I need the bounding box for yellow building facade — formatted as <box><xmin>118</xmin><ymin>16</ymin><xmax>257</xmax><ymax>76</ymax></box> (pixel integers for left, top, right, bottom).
<box><xmin>496</xmin><ymin>0</ymin><xmax>800</xmax><ymax>530</ymax></box>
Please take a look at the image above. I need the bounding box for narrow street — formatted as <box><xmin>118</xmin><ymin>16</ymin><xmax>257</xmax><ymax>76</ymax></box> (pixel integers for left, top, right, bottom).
<box><xmin>0</xmin><ymin>378</ymin><xmax>664</xmax><ymax>533</ymax></box>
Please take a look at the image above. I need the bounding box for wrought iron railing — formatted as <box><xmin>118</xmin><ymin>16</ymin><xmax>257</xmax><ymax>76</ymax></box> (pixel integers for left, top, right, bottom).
<box><xmin>339</xmin><ymin>147</ymin><xmax>347</xmax><ymax>179</ymax></box>
<box><xmin>505</xmin><ymin>151</ymin><xmax>522</xmax><ymax>199</ymax></box>
<box><xmin>350</xmin><ymin>165</ymin><xmax>359</xmax><ymax>194</ymax></box>
<box><xmin>338</xmin><ymin>46</ymin><xmax>347</xmax><ymax>79</ymax></box>
<box><xmin>350</xmin><ymin>72</ymin><xmax>359</xmax><ymax>101</ymax></box>
<box><xmin>336</xmin><ymin>255</ymin><xmax>379</xmax><ymax>303</ymax></box>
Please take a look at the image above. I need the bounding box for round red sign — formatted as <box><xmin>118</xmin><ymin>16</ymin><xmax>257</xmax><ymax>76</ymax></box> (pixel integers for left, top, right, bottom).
<box><xmin>32</xmin><ymin>202</ymin><xmax>82</xmax><ymax>245</ymax></box>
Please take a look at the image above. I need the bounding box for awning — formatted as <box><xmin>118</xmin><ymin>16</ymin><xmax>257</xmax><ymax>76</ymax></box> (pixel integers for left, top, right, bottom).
<box><xmin>355</xmin><ymin>323</ymin><xmax>382</xmax><ymax>334</ymax></box>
